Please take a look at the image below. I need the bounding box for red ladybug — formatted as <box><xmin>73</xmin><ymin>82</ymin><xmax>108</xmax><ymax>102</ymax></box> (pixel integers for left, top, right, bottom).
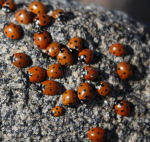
<box><xmin>15</xmin><ymin>9</ymin><xmax>32</xmax><ymax>24</ymax></box>
<box><xmin>115</xmin><ymin>100</ymin><xmax>130</xmax><ymax>116</ymax></box>
<box><xmin>11</xmin><ymin>53</ymin><xmax>30</xmax><ymax>68</ymax></box>
<box><xmin>77</xmin><ymin>82</ymin><xmax>93</xmax><ymax>102</ymax></box>
<box><xmin>47</xmin><ymin>63</ymin><xmax>63</xmax><ymax>79</ymax></box>
<box><xmin>68</xmin><ymin>37</ymin><xmax>83</xmax><ymax>52</ymax></box>
<box><xmin>27</xmin><ymin>66</ymin><xmax>46</xmax><ymax>83</ymax></box>
<box><xmin>46</xmin><ymin>42</ymin><xmax>61</xmax><ymax>58</ymax></box>
<box><xmin>0</xmin><ymin>0</ymin><xmax>4</xmax><ymax>7</ymax></box>
<box><xmin>88</xmin><ymin>127</ymin><xmax>105</xmax><ymax>142</ymax></box>
<box><xmin>52</xmin><ymin>8</ymin><xmax>65</xmax><ymax>19</ymax></box>
<box><xmin>78</xmin><ymin>49</ymin><xmax>93</xmax><ymax>64</ymax></box>
<box><xmin>28</xmin><ymin>1</ymin><xmax>46</xmax><ymax>15</ymax></box>
<box><xmin>34</xmin><ymin>31</ymin><xmax>51</xmax><ymax>49</ymax></box>
<box><xmin>117</xmin><ymin>62</ymin><xmax>132</xmax><ymax>80</ymax></box>
<box><xmin>62</xmin><ymin>90</ymin><xmax>77</xmax><ymax>106</ymax></box>
<box><xmin>57</xmin><ymin>48</ymin><xmax>74</xmax><ymax>66</ymax></box>
<box><xmin>41</xmin><ymin>80</ymin><xmax>60</xmax><ymax>96</ymax></box>
<box><xmin>3</xmin><ymin>23</ymin><xmax>22</xmax><ymax>39</ymax></box>
<box><xmin>33</xmin><ymin>14</ymin><xmax>51</xmax><ymax>28</ymax></box>
<box><xmin>51</xmin><ymin>106</ymin><xmax>64</xmax><ymax>117</ymax></box>
<box><xmin>109</xmin><ymin>43</ymin><xmax>125</xmax><ymax>56</ymax></box>
<box><xmin>96</xmin><ymin>81</ymin><xmax>111</xmax><ymax>96</ymax></box>
<box><xmin>2</xmin><ymin>0</ymin><xmax>16</xmax><ymax>12</ymax></box>
<box><xmin>81</xmin><ymin>66</ymin><xmax>99</xmax><ymax>81</ymax></box>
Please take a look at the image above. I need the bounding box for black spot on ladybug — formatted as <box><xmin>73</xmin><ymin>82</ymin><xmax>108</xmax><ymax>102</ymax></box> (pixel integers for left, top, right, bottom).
<box><xmin>63</xmin><ymin>56</ymin><xmax>66</xmax><ymax>59</ymax></box>
<box><xmin>11</xmin><ymin>35</ymin><xmax>14</xmax><ymax>38</ymax></box>
<box><xmin>37</xmin><ymin>76</ymin><xmax>39</xmax><ymax>78</ymax></box>
<box><xmin>123</xmin><ymin>72</ymin><xmax>126</xmax><ymax>75</ymax></box>
<box><xmin>121</xmin><ymin>110</ymin><xmax>124</xmax><ymax>112</ymax></box>
<box><xmin>43</xmin><ymin>15</ymin><xmax>46</xmax><ymax>18</ymax></box>
<box><xmin>44</xmin><ymin>36</ymin><xmax>47</xmax><ymax>39</ymax></box>
<box><xmin>44</xmin><ymin>21</ymin><xmax>47</xmax><ymax>24</ymax></box>
<box><xmin>56</xmin><ymin>108</ymin><xmax>58</xmax><ymax>110</ymax></box>
<box><xmin>21</xmin><ymin>20</ymin><xmax>23</xmax><ymax>23</ymax></box>
<box><xmin>105</xmin><ymin>89</ymin><xmax>108</xmax><ymax>92</ymax></box>
<box><xmin>97</xmin><ymin>132</ymin><xmax>100</xmax><ymax>135</ymax></box>
<box><xmin>113</xmin><ymin>52</ymin><xmax>115</xmax><ymax>54</ymax></box>
<box><xmin>38</xmin><ymin>11</ymin><xmax>40</xmax><ymax>13</ymax></box>
<box><xmin>74</xmin><ymin>40</ymin><xmax>77</xmax><ymax>43</ymax></box>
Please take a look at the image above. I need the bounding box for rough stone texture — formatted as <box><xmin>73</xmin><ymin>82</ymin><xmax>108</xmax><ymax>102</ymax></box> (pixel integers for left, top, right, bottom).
<box><xmin>0</xmin><ymin>0</ymin><xmax>150</xmax><ymax>142</ymax></box>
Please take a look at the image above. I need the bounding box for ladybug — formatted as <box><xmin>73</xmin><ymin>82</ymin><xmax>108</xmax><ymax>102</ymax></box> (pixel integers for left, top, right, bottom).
<box><xmin>117</xmin><ymin>62</ymin><xmax>132</xmax><ymax>80</ymax></box>
<box><xmin>46</xmin><ymin>42</ymin><xmax>61</xmax><ymax>58</ymax></box>
<box><xmin>109</xmin><ymin>43</ymin><xmax>125</xmax><ymax>56</ymax></box>
<box><xmin>33</xmin><ymin>14</ymin><xmax>51</xmax><ymax>28</ymax></box>
<box><xmin>15</xmin><ymin>9</ymin><xmax>32</xmax><ymax>24</ymax></box>
<box><xmin>62</xmin><ymin>90</ymin><xmax>77</xmax><ymax>106</ymax></box>
<box><xmin>27</xmin><ymin>66</ymin><xmax>46</xmax><ymax>83</ymax></box>
<box><xmin>0</xmin><ymin>0</ymin><xmax>4</xmax><ymax>7</ymax></box>
<box><xmin>34</xmin><ymin>31</ymin><xmax>51</xmax><ymax>49</ymax></box>
<box><xmin>11</xmin><ymin>53</ymin><xmax>30</xmax><ymax>68</ymax></box>
<box><xmin>78</xmin><ymin>49</ymin><xmax>93</xmax><ymax>64</ymax></box>
<box><xmin>41</xmin><ymin>80</ymin><xmax>60</xmax><ymax>96</ymax></box>
<box><xmin>81</xmin><ymin>66</ymin><xmax>99</xmax><ymax>81</ymax></box>
<box><xmin>51</xmin><ymin>106</ymin><xmax>64</xmax><ymax>117</ymax></box>
<box><xmin>52</xmin><ymin>8</ymin><xmax>65</xmax><ymax>19</ymax></box>
<box><xmin>28</xmin><ymin>1</ymin><xmax>46</xmax><ymax>15</ymax></box>
<box><xmin>3</xmin><ymin>23</ymin><xmax>22</xmax><ymax>39</ymax></box>
<box><xmin>115</xmin><ymin>100</ymin><xmax>130</xmax><ymax>116</ymax></box>
<box><xmin>88</xmin><ymin>127</ymin><xmax>105</xmax><ymax>142</ymax></box>
<box><xmin>57</xmin><ymin>48</ymin><xmax>74</xmax><ymax>66</ymax></box>
<box><xmin>96</xmin><ymin>81</ymin><xmax>111</xmax><ymax>96</ymax></box>
<box><xmin>77</xmin><ymin>82</ymin><xmax>93</xmax><ymax>102</ymax></box>
<box><xmin>2</xmin><ymin>0</ymin><xmax>16</xmax><ymax>12</ymax></box>
<box><xmin>47</xmin><ymin>63</ymin><xmax>63</xmax><ymax>79</ymax></box>
<box><xmin>68</xmin><ymin>37</ymin><xmax>83</xmax><ymax>52</ymax></box>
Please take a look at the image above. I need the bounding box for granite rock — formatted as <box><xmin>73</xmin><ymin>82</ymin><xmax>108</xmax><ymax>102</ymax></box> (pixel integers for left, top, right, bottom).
<box><xmin>0</xmin><ymin>0</ymin><xmax>150</xmax><ymax>142</ymax></box>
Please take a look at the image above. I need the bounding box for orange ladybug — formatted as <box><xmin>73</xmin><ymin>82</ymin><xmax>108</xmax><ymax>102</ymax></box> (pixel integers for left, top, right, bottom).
<box><xmin>33</xmin><ymin>14</ymin><xmax>51</xmax><ymax>27</ymax></box>
<box><xmin>27</xmin><ymin>66</ymin><xmax>46</xmax><ymax>83</ymax></box>
<box><xmin>41</xmin><ymin>80</ymin><xmax>60</xmax><ymax>96</ymax></box>
<box><xmin>52</xmin><ymin>8</ymin><xmax>65</xmax><ymax>19</ymax></box>
<box><xmin>28</xmin><ymin>1</ymin><xmax>46</xmax><ymax>15</ymax></box>
<box><xmin>0</xmin><ymin>0</ymin><xmax>4</xmax><ymax>7</ymax></box>
<box><xmin>3</xmin><ymin>23</ymin><xmax>22</xmax><ymax>39</ymax></box>
<box><xmin>81</xmin><ymin>66</ymin><xmax>99</xmax><ymax>81</ymax></box>
<box><xmin>57</xmin><ymin>48</ymin><xmax>74</xmax><ymax>66</ymax></box>
<box><xmin>77</xmin><ymin>82</ymin><xmax>93</xmax><ymax>102</ymax></box>
<box><xmin>51</xmin><ymin>106</ymin><xmax>64</xmax><ymax>117</ymax></box>
<box><xmin>11</xmin><ymin>53</ymin><xmax>30</xmax><ymax>68</ymax></box>
<box><xmin>15</xmin><ymin>9</ymin><xmax>32</xmax><ymax>24</ymax></box>
<box><xmin>34</xmin><ymin>31</ymin><xmax>51</xmax><ymax>49</ymax></box>
<box><xmin>2</xmin><ymin>0</ymin><xmax>16</xmax><ymax>12</ymax></box>
<box><xmin>46</xmin><ymin>42</ymin><xmax>61</xmax><ymax>58</ymax></box>
<box><xmin>78</xmin><ymin>49</ymin><xmax>93</xmax><ymax>64</ymax></box>
<box><xmin>47</xmin><ymin>63</ymin><xmax>63</xmax><ymax>79</ymax></box>
<box><xmin>62</xmin><ymin>90</ymin><xmax>77</xmax><ymax>106</ymax></box>
<box><xmin>109</xmin><ymin>43</ymin><xmax>125</xmax><ymax>56</ymax></box>
<box><xmin>115</xmin><ymin>100</ymin><xmax>130</xmax><ymax>116</ymax></box>
<box><xmin>117</xmin><ymin>62</ymin><xmax>132</xmax><ymax>80</ymax></box>
<box><xmin>68</xmin><ymin>37</ymin><xmax>83</xmax><ymax>52</ymax></box>
<box><xmin>96</xmin><ymin>81</ymin><xmax>111</xmax><ymax>96</ymax></box>
<box><xmin>88</xmin><ymin>127</ymin><xmax>105</xmax><ymax>142</ymax></box>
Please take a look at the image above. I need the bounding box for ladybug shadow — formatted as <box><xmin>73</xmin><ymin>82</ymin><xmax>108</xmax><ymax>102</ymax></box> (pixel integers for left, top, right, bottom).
<box><xmin>65</xmin><ymin>11</ymin><xmax>76</xmax><ymax>21</ymax></box>
<box><xmin>98</xmin><ymin>69</ymin><xmax>110</xmax><ymax>80</ymax></box>
<box><xmin>16</xmin><ymin>3</ymin><xmax>24</xmax><ymax>9</ymax></box>
<box><xmin>124</xmin><ymin>45</ymin><xmax>134</xmax><ymax>56</ymax></box>
<box><xmin>45</xmin><ymin>4</ymin><xmax>53</xmax><ymax>13</ymax></box>
<box><xmin>128</xmin><ymin>101</ymin><xmax>135</xmax><ymax>117</ymax></box>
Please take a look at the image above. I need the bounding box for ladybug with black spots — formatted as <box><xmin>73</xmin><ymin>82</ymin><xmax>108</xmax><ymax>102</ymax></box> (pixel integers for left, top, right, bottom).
<box><xmin>109</xmin><ymin>43</ymin><xmax>125</xmax><ymax>56</ymax></box>
<box><xmin>15</xmin><ymin>9</ymin><xmax>32</xmax><ymax>24</ymax></box>
<box><xmin>2</xmin><ymin>0</ymin><xmax>16</xmax><ymax>12</ymax></box>
<box><xmin>34</xmin><ymin>31</ymin><xmax>51</xmax><ymax>49</ymax></box>
<box><xmin>33</xmin><ymin>14</ymin><xmax>51</xmax><ymax>28</ymax></box>
<box><xmin>68</xmin><ymin>37</ymin><xmax>83</xmax><ymax>52</ymax></box>
<box><xmin>28</xmin><ymin>1</ymin><xmax>46</xmax><ymax>15</ymax></box>
<box><xmin>51</xmin><ymin>106</ymin><xmax>64</xmax><ymax>117</ymax></box>
<box><xmin>46</xmin><ymin>42</ymin><xmax>61</xmax><ymax>58</ymax></box>
<box><xmin>78</xmin><ymin>49</ymin><xmax>93</xmax><ymax>64</ymax></box>
<box><xmin>57</xmin><ymin>48</ymin><xmax>74</xmax><ymax>66</ymax></box>
<box><xmin>62</xmin><ymin>90</ymin><xmax>77</xmax><ymax>106</ymax></box>
<box><xmin>27</xmin><ymin>66</ymin><xmax>46</xmax><ymax>83</ymax></box>
<box><xmin>41</xmin><ymin>80</ymin><xmax>60</xmax><ymax>96</ymax></box>
<box><xmin>117</xmin><ymin>62</ymin><xmax>132</xmax><ymax>80</ymax></box>
<box><xmin>52</xmin><ymin>8</ymin><xmax>65</xmax><ymax>19</ymax></box>
<box><xmin>81</xmin><ymin>66</ymin><xmax>99</xmax><ymax>81</ymax></box>
<box><xmin>47</xmin><ymin>63</ymin><xmax>63</xmax><ymax>79</ymax></box>
<box><xmin>3</xmin><ymin>23</ymin><xmax>22</xmax><ymax>39</ymax></box>
<box><xmin>115</xmin><ymin>100</ymin><xmax>130</xmax><ymax>116</ymax></box>
<box><xmin>11</xmin><ymin>53</ymin><xmax>30</xmax><ymax>68</ymax></box>
<box><xmin>77</xmin><ymin>82</ymin><xmax>93</xmax><ymax>103</ymax></box>
<box><xmin>88</xmin><ymin>127</ymin><xmax>105</xmax><ymax>142</ymax></box>
<box><xmin>0</xmin><ymin>0</ymin><xmax>4</xmax><ymax>7</ymax></box>
<box><xmin>96</xmin><ymin>81</ymin><xmax>111</xmax><ymax>96</ymax></box>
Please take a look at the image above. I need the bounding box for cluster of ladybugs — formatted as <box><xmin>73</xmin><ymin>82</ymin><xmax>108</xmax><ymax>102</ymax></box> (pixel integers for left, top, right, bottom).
<box><xmin>1</xmin><ymin>0</ymin><xmax>133</xmax><ymax>141</ymax></box>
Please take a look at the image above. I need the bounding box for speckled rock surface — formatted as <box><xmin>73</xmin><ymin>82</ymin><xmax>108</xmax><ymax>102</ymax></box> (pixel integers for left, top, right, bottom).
<box><xmin>0</xmin><ymin>0</ymin><xmax>150</xmax><ymax>142</ymax></box>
